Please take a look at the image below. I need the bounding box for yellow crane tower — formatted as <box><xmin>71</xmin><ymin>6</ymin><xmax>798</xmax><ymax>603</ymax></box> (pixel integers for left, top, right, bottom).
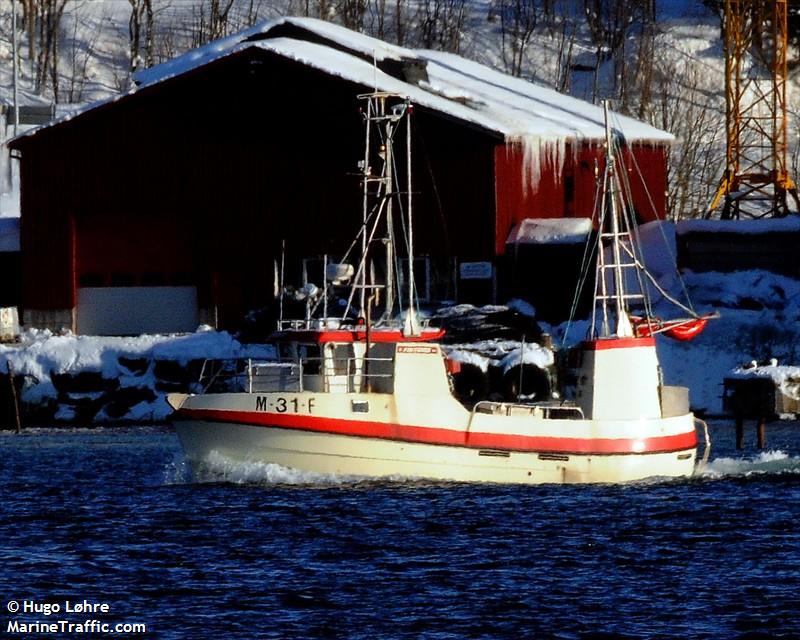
<box><xmin>708</xmin><ymin>0</ymin><xmax>800</xmax><ymax>219</ymax></box>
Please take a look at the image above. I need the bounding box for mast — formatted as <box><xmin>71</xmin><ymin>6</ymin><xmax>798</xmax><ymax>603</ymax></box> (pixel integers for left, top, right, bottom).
<box><xmin>351</xmin><ymin>93</ymin><xmax>417</xmax><ymax>330</ymax></box>
<box><xmin>592</xmin><ymin>102</ymin><xmax>638</xmax><ymax>339</ymax></box>
<box><xmin>384</xmin><ymin>98</ymin><xmax>395</xmax><ymax>321</ymax></box>
<box><xmin>576</xmin><ymin>103</ymin><xmax>714</xmax><ymax>344</ymax></box>
<box><xmin>359</xmin><ymin>98</ymin><xmax>372</xmax><ymax>314</ymax></box>
<box><xmin>403</xmin><ymin>100</ymin><xmax>420</xmax><ymax>336</ymax></box>
<box><xmin>604</xmin><ymin>103</ymin><xmax>632</xmax><ymax>338</ymax></box>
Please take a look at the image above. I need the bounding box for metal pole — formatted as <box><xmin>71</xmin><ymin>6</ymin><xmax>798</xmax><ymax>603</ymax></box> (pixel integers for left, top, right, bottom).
<box><xmin>323</xmin><ymin>253</ymin><xmax>328</xmax><ymax>319</ymax></box>
<box><xmin>756</xmin><ymin>416</ymin><xmax>767</xmax><ymax>449</ymax></box>
<box><xmin>279</xmin><ymin>239</ymin><xmax>285</xmax><ymax>328</ymax></box>
<box><xmin>406</xmin><ymin>101</ymin><xmax>415</xmax><ymax>324</ymax></box>
<box><xmin>360</xmin><ymin>99</ymin><xmax>371</xmax><ymax>315</ymax></box>
<box><xmin>735</xmin><ymin>415</ymin><xmax>744</xmax><ymax>450</ymax></box>
<box><xmin>517</xmin><ymin>336</ymin><xmax>525</xmax><ymax>402</ymax></box>
<box><xmin>384</xmin><ymin>100</ymin><xmax>394</xmax><ymax>320</ymax></box>
<box><xmin>12</xmin><ymin>0</ymin><xmax>20</xmax><ymax>136</ymax></box>
<box><xmin>8</xmin><ymin>361</ymin><xmax>22</xmax><ymax>434</ymax></box>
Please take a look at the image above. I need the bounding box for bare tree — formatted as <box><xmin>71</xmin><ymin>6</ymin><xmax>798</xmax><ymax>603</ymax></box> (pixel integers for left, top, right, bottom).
<box><xmin>34</xmin><ymin>0</ymin><xmax>69</xmax><ymax>101</ymax></box>
<box><xmin>63</xmin><ymin>2</ymin><xmax>102</xmax><ymax>102</ymax></box>
<box><xmin>191</xmin><ymin>0</ymin><xmax>236</xmax><ymax>46</ymax></box>
<box><xmin>583</xmin><ymin>0</ymin><xmax>642</xmax><ymax>103</ymax></box>
<box><xmin>366</xmin><ymin>0</ymin><xmax>387</xmax><ymax>40</ymax></box>
<box><xmin>128</xmin><ymin>0</ymin><xmax>155</xmax><ymax>73</ymax></box>
<box><xmin>394</xmin><ymin>0</ymin><xmax>408</xmax><ymax>45</ymax></box>
<box><xmin>554</xmin><ymin>17</ymin><xmax>577</xmax><ymax>92</ymax></box>
<box><xmin>417</xmin><ymin>0</ymin><xmax>466</xmax><ymax>53</ymax></box>
<box><xmin>650</xmin><ymin>57</ymin><xmax>726</xmax><ymax>219</ymax></box>
<box><xmin>339</xmin><ymin>0</ymin><xmax>368</xmax><ymax>31</ymax></box>
<box><xmin>241</xmin><ymin>0</ymin><xmax>275</xmax><ymax>28</ymax></box>
<box><xmin>21</xmin><ymin>0</ymin><xmax>36</xmax><ymax>76</ymax></box>
<box><xmin>209</xmin><ymin>0</ymin><xmax>236</xmax><ymax>38</ymax></box>
<box><xmin>497</xmin><ymin>0</ymin><xmax>540</xmax><ymax>77</ymax></box>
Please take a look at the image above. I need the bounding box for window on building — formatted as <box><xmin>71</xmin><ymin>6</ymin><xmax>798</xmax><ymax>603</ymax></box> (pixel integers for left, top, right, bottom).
<box><xmin>110</xmin><ymin>273</ymin><xmax>135</xmax><ymax>287</ymax></box>
<box><xmin>78</xmin><ymin>273</ymin><xmax>105</xmax><ymax>287</ymax></box>
<box><xmin>141</xmin><ymin>272</ymin><xmax>165</xmax><ymax>286</ymax></box>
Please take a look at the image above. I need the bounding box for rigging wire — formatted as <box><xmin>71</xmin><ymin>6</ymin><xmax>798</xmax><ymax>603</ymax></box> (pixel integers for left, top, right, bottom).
<box><xmin>563</xmin><ymin>159</ymin><xmax>603</xmax><ymax>348</ymax></box>
<box><xmin>342</xmin><ymin>195</ymin><xmax>389</xmax><ymax>319</ymax></box>
<box><xmin>388</xmin><ymin>108</ymin><xmax>422</xmax><ymax>320</ymax></box>
<box><xmin>611</xmin><ymin>133</ymin><xmax>655</xmax><ymax>322</ymax></box>
<box><xmin>609</xmin><ymin>109</ymin><xmax>697</xmax><ymax>315</ymax></box>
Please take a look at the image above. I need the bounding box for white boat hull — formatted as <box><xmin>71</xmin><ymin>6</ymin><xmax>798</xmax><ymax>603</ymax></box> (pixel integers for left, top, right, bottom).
<box><xmin>171</xmin><ymin>338</ymin><xmax>700</xmax><ymax>485</ymax></box>
<box><xmin>173</xmin><ymin>409</ymin><xmax>698</xmax><ymax>485</ymax></box>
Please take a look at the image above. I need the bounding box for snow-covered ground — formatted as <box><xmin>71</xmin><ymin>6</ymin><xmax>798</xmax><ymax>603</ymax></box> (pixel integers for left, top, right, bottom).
<box><xmin>0</xmin><ymin>328</ymin><xmax>273</xmax><ymax>423</ymax></box>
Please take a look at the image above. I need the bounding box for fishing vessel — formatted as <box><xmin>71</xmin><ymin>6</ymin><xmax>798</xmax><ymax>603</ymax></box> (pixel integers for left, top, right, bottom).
<box><xmin>170</xmin><ymin>96</ymin><xmax>710</xmax><ymax>484</ymax></box>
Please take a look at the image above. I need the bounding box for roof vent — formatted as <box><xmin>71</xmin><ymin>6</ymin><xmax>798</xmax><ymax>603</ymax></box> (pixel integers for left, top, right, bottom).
<box><xmin>378</xmin><ymin>57</ymin><xmax>429</xmax><ymax>85</ymax></box>
<box><xmin>400</xmin><ymin>58</ymin><xmax>429</xmax><ymax>85</ymax></box>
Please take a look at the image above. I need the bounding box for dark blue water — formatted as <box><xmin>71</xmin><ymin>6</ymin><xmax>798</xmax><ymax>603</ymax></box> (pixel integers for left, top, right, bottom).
<box><xmin>2</xmin><ymin>422</ymin><xmax>799</xmax><ymax>639</ymax></box>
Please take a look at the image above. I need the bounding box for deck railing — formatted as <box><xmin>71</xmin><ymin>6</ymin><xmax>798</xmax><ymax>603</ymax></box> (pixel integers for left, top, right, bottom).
<box><xmin>198</xmin><ymin>357</ymin><xmax>394</xmax><ymax>394</ymax></box>
<box><xmin>274</xmin><ymin>317</ymin><xmax>432</xmax><ymax>332</ymax></box>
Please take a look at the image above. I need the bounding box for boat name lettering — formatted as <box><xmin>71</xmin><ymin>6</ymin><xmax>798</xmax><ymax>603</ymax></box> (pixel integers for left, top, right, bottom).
<box><xmin>255</xmin><ymin>396</ymin><xmax>315</xmax><ymax>414</ymax></box>
<box><xmin>397</xmin><ymin>345</ymin><xmax>438</xmax><ymax>354</ymax></box>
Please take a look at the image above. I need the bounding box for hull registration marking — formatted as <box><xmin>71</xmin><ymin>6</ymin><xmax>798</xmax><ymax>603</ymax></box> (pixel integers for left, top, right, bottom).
<box><xmin>255</xmin><ymin>396</ymin><xmax>315</xmax><ymax>414</ymax></box>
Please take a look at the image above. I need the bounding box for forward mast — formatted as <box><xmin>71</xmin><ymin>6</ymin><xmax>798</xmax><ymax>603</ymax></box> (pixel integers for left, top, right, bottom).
<box><xmin>348</xmin><ymin>92</ymin><xmax>419</xmax><ymax>335</ymax></box>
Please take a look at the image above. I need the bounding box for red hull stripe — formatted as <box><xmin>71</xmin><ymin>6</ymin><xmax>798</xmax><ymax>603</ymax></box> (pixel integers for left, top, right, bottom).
<box><xmin>583</xmin><ymin>337</ymin><xmax>656</xmax><ymax>350</ymax></box>
<box><xmin>177</xmin><ymin>408</ymin><xmax>697</xmax><ymax>455</ymax></box>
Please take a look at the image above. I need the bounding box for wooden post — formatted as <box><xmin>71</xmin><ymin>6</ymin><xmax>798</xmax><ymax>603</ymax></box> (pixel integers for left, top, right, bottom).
<box><xmin>756</xmin><ymin>416</ymin><xmax>767</xmax><ymax>449</ymax></box>
<box><xmin>7</xmin><ymin>361</ymin><xmax>22</xmax><ymax>434</ymax></box>
<box><xmin>735</xmin><ymin>415</ymin><xmax>744</xmax><ymax>450</ymax></box>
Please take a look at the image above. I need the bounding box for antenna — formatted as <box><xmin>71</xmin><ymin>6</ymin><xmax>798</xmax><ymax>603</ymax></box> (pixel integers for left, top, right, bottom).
<box><xmin>279</xmin><ymin>239</ymin><xmax>285</xmax><ymax>328</ymax></box>
<box><xmin>404</xmin><ymin>99</ymin><xmax>420</xmax><ymax>336</ymax></box>
<box><xmin>12</xmin><ymin>0</ymin><xmax>19</xmax><ymax>136</ymax></box>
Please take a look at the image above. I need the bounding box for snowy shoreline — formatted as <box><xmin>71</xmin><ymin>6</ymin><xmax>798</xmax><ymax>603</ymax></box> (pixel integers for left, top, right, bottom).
<box><xmin>0</xmin><ymin>328</ymin><xmax>274</xmax><ymax>425</ymax></box>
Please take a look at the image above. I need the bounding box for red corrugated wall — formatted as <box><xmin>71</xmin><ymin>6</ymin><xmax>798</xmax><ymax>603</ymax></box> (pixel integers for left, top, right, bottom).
<box><xmin>494</xmin><ymin>141</ymin><xmax>669</xmax><ymax>255</ymax></box>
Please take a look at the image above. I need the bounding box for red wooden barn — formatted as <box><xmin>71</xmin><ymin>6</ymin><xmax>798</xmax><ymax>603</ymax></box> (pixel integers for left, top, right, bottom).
<box><xmin>9</xmin><ymin>17</ymin><xmax>672</xmax><ymax>334</ymax></box>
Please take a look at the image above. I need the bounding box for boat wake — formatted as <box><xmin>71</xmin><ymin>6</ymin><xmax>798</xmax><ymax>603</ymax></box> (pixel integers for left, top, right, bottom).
<box><xmin>164</xmin><ymin>450</ymin><xmax>800</xmax><ymax>487</ymax></box>
<box><xmin>164</xmin><ymin>450</ymin><xmax>459</xmax><ymax>487</ymax></box>
<box><xmin>699</xmin><ymin>450</ymin><xmax>800</xmax><ymax>479</ymax></box>
<box><xmin>165</xmin><ymin>450</ymin><xmax>376</xmax><ymax>487</ymax></box>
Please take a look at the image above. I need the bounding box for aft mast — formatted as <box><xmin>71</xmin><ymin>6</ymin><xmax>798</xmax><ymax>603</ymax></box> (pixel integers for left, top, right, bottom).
<box><xmin>585</xmin><ymin>102</ymin><xmax>716</xmax><ymax>344</ymax></box>
<box><xmin>591</xmin><ymin>102</ymin><xmax>643</xmax><ymax>340</ymax></box>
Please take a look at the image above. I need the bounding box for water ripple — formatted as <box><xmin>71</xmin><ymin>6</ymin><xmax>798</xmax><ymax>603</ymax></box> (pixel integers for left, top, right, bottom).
<box><xmin>1</xmin><ymin>422</ymin><xmax>800</xmax><ymax>638</ymax></box>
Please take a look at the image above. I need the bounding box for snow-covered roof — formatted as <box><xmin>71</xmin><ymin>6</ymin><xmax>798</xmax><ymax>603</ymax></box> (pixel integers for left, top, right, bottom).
<box><xmin>727</xmin><ymin>362</ymin><xmax>800</xmax><ymax>403</ymax></box>
<box><xmin>16</xmin><ymin>16</ymin><xmax>673</xmax><ymax>146</ymax></box>
<box><xmin>677</xmin><ymin>215</ymin><xmax>800</xmax><ymax>235</ymax></box>
<box><xmin>507</xmin><ymin>217</ymin><xmax>593</xmax><ymax>245</ymax></box>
